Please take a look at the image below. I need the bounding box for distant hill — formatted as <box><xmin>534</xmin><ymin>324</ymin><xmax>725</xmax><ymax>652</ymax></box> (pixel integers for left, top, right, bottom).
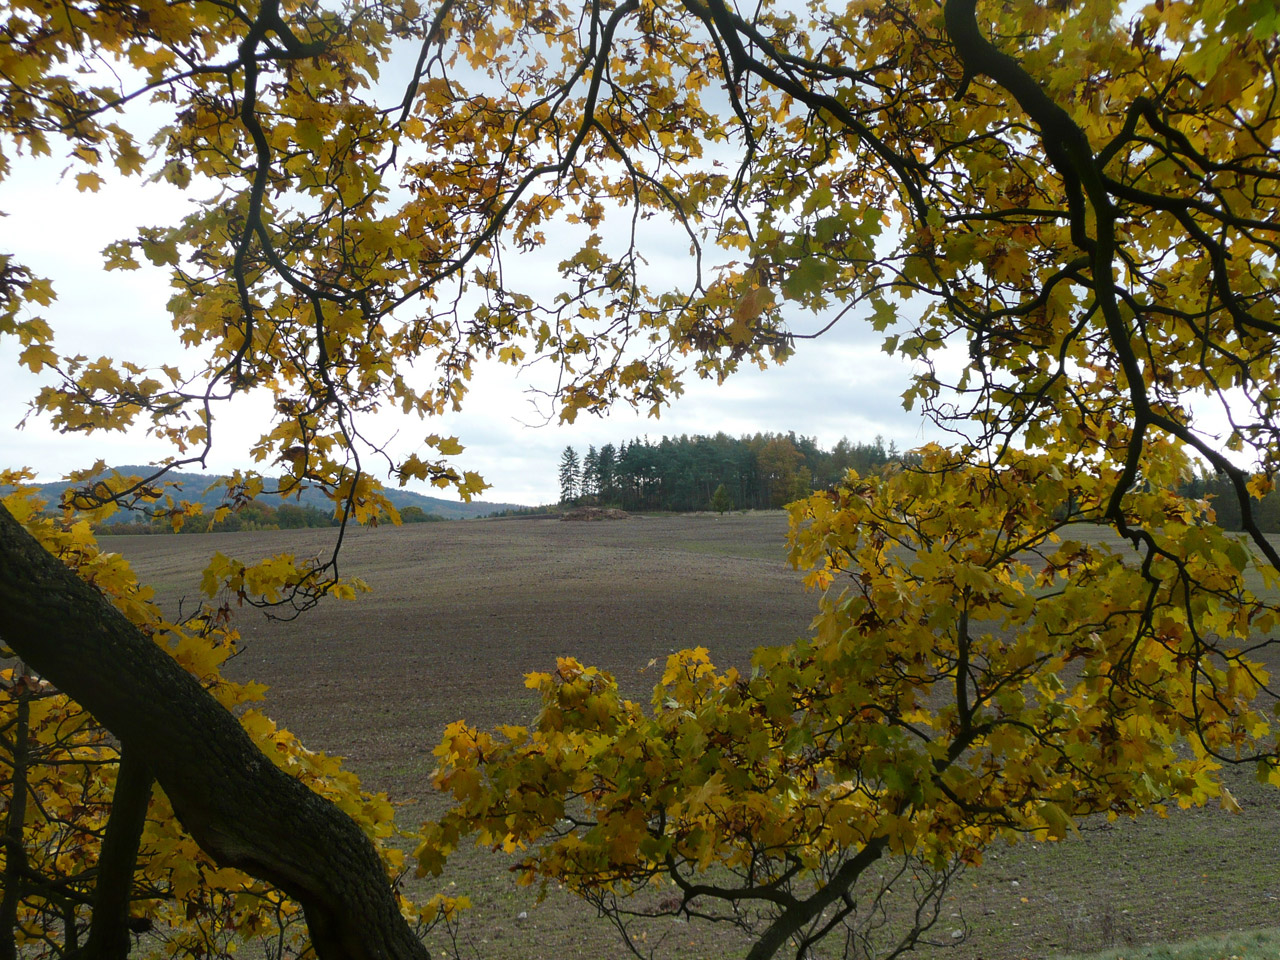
<box><xmin>28</xmin><ymin>465</ymin><xmax>527</xmax><ymax>521</ymax></box>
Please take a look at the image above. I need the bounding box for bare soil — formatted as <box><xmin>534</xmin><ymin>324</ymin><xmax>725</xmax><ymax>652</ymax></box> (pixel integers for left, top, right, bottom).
<box><xmin>111</xmin><ymin>515</ymin><xmax>1280</xmax><ymax>960</ymax></box>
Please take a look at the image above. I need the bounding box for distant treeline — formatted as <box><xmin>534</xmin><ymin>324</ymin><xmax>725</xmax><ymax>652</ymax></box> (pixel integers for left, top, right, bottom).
<box><xmin>557</xmin><ymin>432</ymin><xmax>912</xmax><ymax>512</ymax></box>
<box><xmin>554</xmin><ymin>433</ymin><xmax>1280</xmax><ymax>529</ymax></box>
<box><xmin>96</xmin><ymin>501</ymin><xmax>444</xmax><ymax>535</ymax></box>
<box><xmin>1181</xmin><ymin>471</ymin><xmax>1280</xmax><ymax>533</ymax></box>
<box><xmin>482</xmin><ymin>504</ymin><xmax>561</xmax><ymax>518</ymax></box>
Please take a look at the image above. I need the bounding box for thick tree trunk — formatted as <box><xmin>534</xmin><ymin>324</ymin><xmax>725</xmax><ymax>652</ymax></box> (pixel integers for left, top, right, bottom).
<box><xmin>0</xmin><ymin>504</ymin><xmax>430</xmax><ymax>960</ymax></box>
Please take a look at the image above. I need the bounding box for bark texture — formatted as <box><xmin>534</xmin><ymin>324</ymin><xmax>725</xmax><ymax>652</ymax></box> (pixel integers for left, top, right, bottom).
<box><xmin>0</xmin><ymin>504</ymin><xmax>429</xmax><ymax>960</ymax></box>
<box><xmin>0</xmin><ymin>683</ymin><xmax>30</xmax><ymax>960</ymax></box>
<box><xmin>83</xmin><ymin>748</ymin><xmax>153</xmax><ymax>960</ymax></box>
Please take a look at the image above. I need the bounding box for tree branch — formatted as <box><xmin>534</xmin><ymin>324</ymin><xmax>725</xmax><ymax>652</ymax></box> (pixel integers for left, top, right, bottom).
<box><xmin>0</xmin><ymin>505</ymin><xmax>429</xmax><ymax>960</ymax></box>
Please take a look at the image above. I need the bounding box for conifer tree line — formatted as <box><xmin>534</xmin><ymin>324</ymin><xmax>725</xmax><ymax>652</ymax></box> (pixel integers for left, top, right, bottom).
<box><xmin>557</xmin><ymin>432</ymin><xmax>907</xmax><ymax>511</ymax></box>
<box><xmin>558</xmin><ymin>434</ymin><xmax>1280</xmax><ymax>529</ymax></box>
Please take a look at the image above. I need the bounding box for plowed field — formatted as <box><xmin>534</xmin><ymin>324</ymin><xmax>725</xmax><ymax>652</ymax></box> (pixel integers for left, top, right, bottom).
<box><xmin>113</xmin><ymin>515</ymin><xmax>1280</xmax><ymax>960</ymax></box>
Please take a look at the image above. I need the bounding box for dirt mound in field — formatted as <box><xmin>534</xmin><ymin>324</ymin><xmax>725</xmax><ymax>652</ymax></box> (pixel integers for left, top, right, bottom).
<box><xmin>559</xmin><ymin>506</ymin><xmax>632</xmax><ymax>521</ymax></box>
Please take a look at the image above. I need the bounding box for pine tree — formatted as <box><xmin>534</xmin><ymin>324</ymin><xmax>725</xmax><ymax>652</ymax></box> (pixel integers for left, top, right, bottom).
<box><xmin>558</xmin><ymin>446</ymin><xmax>581</xmax><ymax>505</ymax></box>
<box><xmin>710</xmin><ymin>483</ymin><xmax>734</xmax><ymax>515</ymax></box>
<box><xmin>581</xmin><ymin>445</ymin><xmax>600</xmax><ymax>501</ymax></box>
<box><xmin>597</xmin><ymin>444</ymin><xmax>617</xmax><ymax>503</ymax></box>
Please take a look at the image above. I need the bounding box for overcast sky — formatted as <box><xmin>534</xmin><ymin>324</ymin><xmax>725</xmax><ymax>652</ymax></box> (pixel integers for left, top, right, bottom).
<box><xmin>0</xmin><ymin>146</ymin><xmax>944</xmax><ymax>506</ymax></box>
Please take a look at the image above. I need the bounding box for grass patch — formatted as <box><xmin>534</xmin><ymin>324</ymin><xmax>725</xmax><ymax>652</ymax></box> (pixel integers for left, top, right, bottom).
<box><xmin>1056</xmin><ymin>929</ymin><xmax>1280</xmax><ymax>960</ymax></box>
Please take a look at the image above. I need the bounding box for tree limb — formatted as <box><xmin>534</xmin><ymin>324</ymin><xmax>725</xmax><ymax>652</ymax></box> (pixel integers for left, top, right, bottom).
<box><xmin>0</xmin><ymin>504</ymin><xmax>429</xmax><ymax>960</ymax></box>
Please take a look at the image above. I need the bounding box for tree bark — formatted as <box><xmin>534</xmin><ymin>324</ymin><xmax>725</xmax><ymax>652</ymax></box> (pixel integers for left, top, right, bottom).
<box><xmin>0</xmin><ymin>504</ymin><xmax>430</xmax><ymax>960</ymax></box>
<box><xmin>0</xmin><ymin>681</ymin><xmax>31</xmax><ymax>960</ymax></box>
<box><xmin>743</xmin><ymin>839</ymin><xmax>885</xmax><ymax>960</ymax></box>
<box><xmin>83</xmin><ymin>748</ymin><xmax>153</xmax><ymax>960</ymax></box>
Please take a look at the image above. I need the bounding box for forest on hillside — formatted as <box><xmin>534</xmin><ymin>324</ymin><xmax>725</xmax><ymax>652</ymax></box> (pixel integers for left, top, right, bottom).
<box><xmin>557</xmin><ymin>433</ymin><xmax>909</xmax><ymax>512</ymax></box>
<box><xmin>557</xmin><ymin>432</ymin><xmax>1280</xmax><ymax>532</ymax></box>
<box><xmin>95</xmin><ymin>501</ymin><xmax>445</xmax><ymax>535</ymax></box>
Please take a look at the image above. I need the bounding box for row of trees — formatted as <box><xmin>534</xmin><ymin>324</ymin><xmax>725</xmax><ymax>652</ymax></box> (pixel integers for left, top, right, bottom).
<box><xmin>96</xmin><ymin>503</ymin><xmax>443</xmax><ymax>536</ymax></box>
<box><xmin>557</xmin><ymin>433</ymin><xmax>906</xmax><ymax>511</ymax></box>
<box><xmin>557</xmin><ymin>435</ymin><xmax>1280</xmax><ymax>531</ymax></box>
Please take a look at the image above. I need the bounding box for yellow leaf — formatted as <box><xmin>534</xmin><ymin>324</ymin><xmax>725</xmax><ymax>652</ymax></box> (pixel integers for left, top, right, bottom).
<box><xmin>1220</xmin><ymin>786</ymin><xmax>1242</xmax><ymax>814</ymax></box>
<box><xmin>75</xmin><ymin>171</ymin><xmax>105</xmax><ymax>192</ymax></box>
